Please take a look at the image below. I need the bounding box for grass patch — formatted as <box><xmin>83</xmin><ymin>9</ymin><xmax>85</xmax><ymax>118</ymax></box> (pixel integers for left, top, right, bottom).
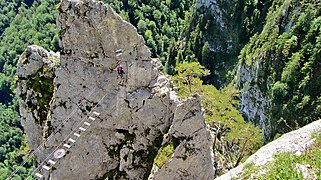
<box><xmin>240</xmin><ymin>163</ymin><xmax>262</xmax><ymax>179</ymax></box>
<box><xmin>154</xmin><ymin>143</ymin><xmax>174</xmax><ymax>168</ymax></box>
<box><xmin>240</xmin><ymin>133</ymin><xmax>321</xmax><ymax>179</ymax></box>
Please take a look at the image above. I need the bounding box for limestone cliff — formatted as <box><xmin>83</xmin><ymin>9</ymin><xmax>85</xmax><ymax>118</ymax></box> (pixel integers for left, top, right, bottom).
<box><xmin>194</xmin><ymin>0</ymin><xmax>271</xmax><ymax>87</ymax></box>
<box><xmin>236</xmin><ymin>62</ymin><xmax>272</xmax><ymax>139</ymax></box>
<box><xmin>195</xmin><ymin>0</ymin><xmax>240</xmax><ymax>87</ymax></box>
<box><xmin>236</xmin><ymin>0</ymin><xmax>321</xmax><ymax>140</ymax></box>
<box><xmin>17</xmin><ymin>0</ymin><xmax>215</xmax><ymax>179</ymax></box>
<box><xmin>16</xmin><ymin>45</ymin><xmax>60</xmax><ymax>150</ymax></box>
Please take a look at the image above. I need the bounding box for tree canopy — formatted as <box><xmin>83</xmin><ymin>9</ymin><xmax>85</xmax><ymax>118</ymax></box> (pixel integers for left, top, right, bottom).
<box><xmin>172</xmin><ymin>62</ymin><xmax>262</xmax><ymax>173</ymax></box>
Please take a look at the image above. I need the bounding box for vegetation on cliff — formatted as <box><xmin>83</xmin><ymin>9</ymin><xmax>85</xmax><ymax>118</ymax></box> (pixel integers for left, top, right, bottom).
<box><xmin>1</xmin><ymin>0</ymin><xmax>321</xmax><ymax>178</ymax></box>
<box><xmin>239</xmin><ymin>0</ymin><xmax>321</xmax><ymax>138</ymax></box>
<box><xmin>172</xmin><ymin>62</ymin><xmax>262</xmax><ymax>175</ymax></box>
<box><xmin>0</xmin><ymin>0</ymin><xmax>58</xmax><ymax>178</ymax></box>
<box><xmin>241</xmin><ymin>132</ymin><xmax>321</xmax><ymax>179</ymax></box>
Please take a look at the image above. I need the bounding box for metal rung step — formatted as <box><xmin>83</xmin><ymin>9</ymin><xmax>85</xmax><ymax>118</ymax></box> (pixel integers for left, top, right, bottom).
<box><xmin>93</xmin><ymin>112</ymin><xmax>100</xmax><ymax>116</ymax></box>
<box><xmin>79</xmin><ymin>127</ymin><xmax>86</xmax><ymax>131</ymax></box>
<box><xmin>63</xmin><ymin>144</ymin><xmax>71</xmax><ymax>148</ymax></box>
<box><xmin>35</xmin><ymin>173</ymin><xmax>43</xmax><ymax>178</ymax></box>
<box><xmin>42</xmin><ymin>165</ymin><xmax>51</xmax><ymax>171</ymax></box>
<box><xmin>84</xmin><ymin>122</ymin><xmax>91</xmax><ymax>126</ymax></box>
<box><xmin>68</xmin><ymin>138</ymin><xmax>76</xmax><ymax>143</ymax></box>
<box><xmin>48</xmin><ymin>159</ymin><xmax>56</xmax><ymax>165</ymax></box>
<box><xmin>74</xmin><ymin>132</ymin><xmax>81</xmax><ymax>137</ymax></box>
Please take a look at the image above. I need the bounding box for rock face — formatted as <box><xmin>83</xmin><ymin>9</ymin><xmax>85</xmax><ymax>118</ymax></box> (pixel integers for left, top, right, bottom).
<box><xmin>17</xmin><ymin>0</ymin><xmax>215</xmax><ymax>179</ymax></box>
<box><xmin>236</xmin><ymin>61</ymin><xmax>272</xmax><ymax>139</ymax></box>
<box><xmin>216</xmin><ymin>119</ymin><xmax>321</xmax><ymax>180</ymax></box>
<box><xmin>16</xmin><ymin>45</ymin><xmax>60</xmax><ymax>150</ymax></box>
<box><xmin>195</xmin><ymin>0</ymin><xmax>240</xmax><ymax>87</ymax></box>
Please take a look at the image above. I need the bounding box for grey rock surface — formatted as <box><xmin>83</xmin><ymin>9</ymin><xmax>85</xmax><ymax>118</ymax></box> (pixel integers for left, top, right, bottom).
<box><xmin>216</xmin><ymin>119</ymin><xmax>321</xmax><ymax>180</ymax></box>
<box><xmin>236</xmin><ymin>62</ymin><xmax>272</xmax><ymax>139</ymax></box>
<box><xmin>16</xmin><ymin>45</ymin><xmax>59</xmax><ymax>151</ymax></box>
<box><xmin>17</xmin><ymin>0</ymin><xmax>215</xmax><ymax>179</ymax></box>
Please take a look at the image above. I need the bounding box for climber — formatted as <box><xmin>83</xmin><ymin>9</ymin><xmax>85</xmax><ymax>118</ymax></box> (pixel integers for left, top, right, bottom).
<box><xmin>116</xmin><ymin>65</ymin><xmax>125</xmax><ymax>78</ymax></box>
<box><xmin>116</xmin><ymin>65</ymin><xmax>125</xmax><ymax>86</ymax></box>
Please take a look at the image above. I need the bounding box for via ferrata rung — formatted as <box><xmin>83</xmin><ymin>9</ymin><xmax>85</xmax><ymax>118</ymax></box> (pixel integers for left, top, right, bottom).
<box><xmin>68</xmin><ymin>138</ymin><xmax>76</xmax><ymax>143</ymax></box>
<box><xmin>89</xmin><ymin>116</ymin><xmax>96</xmax><ymax>121</ymax></box>
<box><xmin>93</xmin><ymin>111</ymin><xmax>100</xmax><ymax>116</ymax></box>
<box><xmin>33</xmin><ymin>111</ymin><xmax>102</xmax><ymax>178</ymax></box>
<box><xmin>63</xmin><ymin>144</ymin><xmax>71</xmax><ymax>148</ymax></box>
<box><xmin>79</xmin><ymin>127</ymin><xmax>86</xmax><ymax>131</ymax></box>
<box><xmin>35</xmin><ymin>173</ymin><xmax>43</xmax><ymax>178</ymax></box>
<box><xmin>42</xmin><ymin>165</ymin><xmax>51</xmax><ymax>171</ymax></box>
<box><xmin>48</xmin><ymin>159</ymin><xmax>56</xmax><ymax>165</ymax></box>
<box><xmin>115</xmin><ymin>49</ymin><xmax>122</xmax><ymax>56</ymax></box>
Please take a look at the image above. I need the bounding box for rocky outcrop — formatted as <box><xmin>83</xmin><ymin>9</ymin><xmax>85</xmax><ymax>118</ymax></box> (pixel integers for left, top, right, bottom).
<box><xmin>216</xmin><ymin>119</ymin><xmax>321</xmax><ymax>180</ymax></box>
<box><xmin>16</xmin><ymin>45</ymin><xmax>60</xmax><ymax>150</ymax></box>
<box><xmin>17</xmin><ymin>0</ymin><xmax>215</xmax><ymax>179</ymax></box>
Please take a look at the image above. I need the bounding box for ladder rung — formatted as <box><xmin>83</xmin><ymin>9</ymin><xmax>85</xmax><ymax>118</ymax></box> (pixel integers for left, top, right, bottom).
<box><xmin>79</xmin><ymin>127</ymin><xmax>86</xmax><ymax>131</ymax></box>
<box><xmin>89</xmin><ymin>116</ymin><xmax>95</xmax><ymax>121</ymax></box>
<box><xmin>74</xmin><ymin>132</ymin><xmax>81</xmax><ymax>137</ymax></box>
<box><xmin>48</xmin><ymin>159</ymin><xmax>56</xmax><ymax>165</ymax></box>
<box><xmin>93</xmin><ymin>111</ymin><xmax>100</xmax><ymax>116</ymax></box>
<box><xmin>63</xmin><ymin>144</ymin><xmax>71</xmax><ymax>148</ymax></box>
<box><xmin>42</xmin><ymin>165</ymin><xmax>51</xmax><ymax>171</ymax></box>
<box><xmin>35</xmin><ymin>173</ymin><xmax>43</xmax><ymax>178</ymax></box>
<box><xmin>84</xmin><ymin>122</ymin><xmax>91</xmax><ymax>126</ymax></box>
<box><xmin>68</xmin><ymin>138</ymin><xmax>76</xmax><ymax>143</ymax></box>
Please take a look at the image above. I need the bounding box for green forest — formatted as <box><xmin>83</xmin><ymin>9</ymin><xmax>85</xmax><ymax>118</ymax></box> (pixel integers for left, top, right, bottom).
<box><xmin>0</xmin><ymin>0</ymin><xmax>321</xmax><ymax>179</ymax></box>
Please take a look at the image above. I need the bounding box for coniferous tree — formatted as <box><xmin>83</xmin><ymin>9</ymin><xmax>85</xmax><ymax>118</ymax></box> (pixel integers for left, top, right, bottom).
<box><xmin>165</xmin><ymin>38</ymin><xmax>177</xmax><ymax>75</ymax></box>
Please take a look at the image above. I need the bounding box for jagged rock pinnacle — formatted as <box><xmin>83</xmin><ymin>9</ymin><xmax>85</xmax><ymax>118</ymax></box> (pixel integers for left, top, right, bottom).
<box><xmin>17</xmin><ymin>0</ymin><xmax>215</xmax><ymax>179</ymax></box>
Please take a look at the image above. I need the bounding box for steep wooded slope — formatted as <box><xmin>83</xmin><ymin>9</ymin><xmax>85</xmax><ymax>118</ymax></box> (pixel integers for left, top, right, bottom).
<box><xmin>236</xmin><ymin>0</ymin><xmax>321</xmax><ymax>139</ymax></box>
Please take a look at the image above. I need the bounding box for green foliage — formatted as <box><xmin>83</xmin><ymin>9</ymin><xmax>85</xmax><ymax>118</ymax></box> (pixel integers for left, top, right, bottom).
<box><xmin>264</xmin><ymin>153</ymin><xmax>304</xmax><ymax>180</ymax></box>
<box><xmin>263</xmin><ymin>134</ymin><xmax>321</xmax><ymax>179</ymax></box>
<box><xmin>172</xmin><ymin>62</ymin><xmax>209</xmax><ymax>96</ymax></box>
<box><xmin>0</xmin><ymin>0</ymin><xmax>59</xmax><ymax>178</ymax></box>
<box><xmin>241</xmin><ymin>133</ymin><xmax>321</xmax><ymax>179</ymax></box>
<box><xmin>165</xmin><ymin>38</ymin><xmax>178</xmax><ymax>75</ymax></box>
<box><xmin>173</xmin><ymin>62</ymin><xmax>262</xmax><ymax>173</ymax></box>
<box><xmin>177</xmin><ymin>0</ymin><xmax>272</xmax><ymax>86</ymax></box>
<box><xmin>239</xmin><ymin>0</ymin><xmax>321</xmax><ymax>137</ymax></box>
<box><xmin>281</xmin><ymin>53</ymin><xmax>302</xmax><ymax>85</ymax></box>
<box><xmin>0</xmin><ymin>0</ymin><xmax>59</xmax><ymax>104</ymax></box>
<box><xmin>0</xmin><ymin>0</ymin><xmax>35</xmax><ymax>36</ymax></box>
<box><xmin>154</xmin><ymin>143</ymin><xmax>174</xmax><ymax>168</ymax></box>
<box><xmin>0</xmin><ymin>104</ymin><xmax>33</xmax><ymax>179</ymax></box>
<box><xmin>204</xmin><ymin>84</ymin><xmax>263</xmax><ymax>160</ymax></box>
<box><xmin>201</xmin><ymin>41</ymin><xmax>211</xmax><ymax>68</ymax></box>
<box><xmin>271</xmin><ymin>81</ymin><xmax>288</xmax><ymax>103</ymax></box>
<box><xmin>103</xmin><ymin>0</ymin><xmax>194</xmax><ymax>62</ymax></box>
<box><xmin>240</xmin><ymin>163</ymin><xmax>261</xmax><ymax>179</ymax></box>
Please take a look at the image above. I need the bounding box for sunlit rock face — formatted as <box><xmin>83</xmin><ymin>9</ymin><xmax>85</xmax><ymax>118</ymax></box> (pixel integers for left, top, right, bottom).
<box><xmin>17</xmin><ymin>0</ymin><xmax>215</xmax><ymax>179</ymax></box>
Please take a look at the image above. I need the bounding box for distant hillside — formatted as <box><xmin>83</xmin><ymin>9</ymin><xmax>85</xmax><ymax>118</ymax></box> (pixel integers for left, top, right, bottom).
<box><xmin>236</xmin><ymin>0</ymin><xmax>321</xmax><ymax>139</ymax></box>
